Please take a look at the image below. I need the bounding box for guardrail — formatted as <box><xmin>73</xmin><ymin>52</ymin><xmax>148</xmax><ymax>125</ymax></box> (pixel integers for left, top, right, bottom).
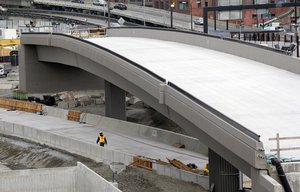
<box><xmin>269</xmin><ymin>133</ymin><xmax>300</xmax><ymax>160</ymax></box>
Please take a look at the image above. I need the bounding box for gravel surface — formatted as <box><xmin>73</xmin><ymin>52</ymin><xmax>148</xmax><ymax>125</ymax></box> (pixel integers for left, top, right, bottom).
<box><xmin>0</xmin><ymin>134</ymin><xmax>206</xmax><ymax>192</ymax></box>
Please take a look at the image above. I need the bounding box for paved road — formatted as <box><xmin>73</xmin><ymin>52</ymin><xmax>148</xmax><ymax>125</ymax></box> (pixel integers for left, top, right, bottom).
<box><xmin>0</xmin><ymin>108</ymin><xmax>208</xmax><ymax>169</ymax></box>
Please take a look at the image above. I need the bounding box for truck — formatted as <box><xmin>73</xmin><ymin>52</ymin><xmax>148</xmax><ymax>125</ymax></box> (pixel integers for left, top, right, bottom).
<box><xmin>0</xmin><ymin>62</ymin><xmax>12</xmax><ymax>77</ymax></box>
<box><xmin>93</xmin><ymin>0</ymin><xmax>107</xmax><ymax>6</ymax></box>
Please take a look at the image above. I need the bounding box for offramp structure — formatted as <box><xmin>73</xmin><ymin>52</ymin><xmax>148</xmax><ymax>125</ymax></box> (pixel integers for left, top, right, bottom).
<box><xmin>19</xmin><ymin>28</ymin><xmax>300</xmax><ymax>191</ymax></box>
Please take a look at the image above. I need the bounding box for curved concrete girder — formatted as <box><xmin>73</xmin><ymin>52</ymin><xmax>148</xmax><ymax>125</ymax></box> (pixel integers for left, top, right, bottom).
<box><xmin>34</xmin><ymin>45</ymin><xmax>170</xmax><ymax>116</ymax></box>
<box><xmin>20</xmin><ymin>33</ymin><xmax>271</xmax><ymax>185</ymax></box>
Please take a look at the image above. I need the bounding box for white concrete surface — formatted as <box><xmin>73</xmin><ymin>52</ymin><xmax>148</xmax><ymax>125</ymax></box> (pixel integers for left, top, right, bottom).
<box><xmin>87</xmin><ymin>37</ymin><xmax>300</xmax><ymax>160</ymax></box>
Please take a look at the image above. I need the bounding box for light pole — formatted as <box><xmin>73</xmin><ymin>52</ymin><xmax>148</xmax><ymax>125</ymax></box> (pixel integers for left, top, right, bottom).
<box><xmin>143</xmin><ymin>0</ymin><xmax>146</xmax><ymax>26</ymax></box>
<box><xmin>170</xmin><ymin>2</ymin><xmax>175</xmax><ymax>28</ymax></box>
<box><xmin>108</xmin><ymin>0</ymin><xmax>111</xmax><ymax>27</ymax></box>
<box><xmin>190</xmin><ymin>1</ymin><xmax>193</xmax><ymax>31</ymax></box>
<box><xmin>293</xmin><ymin>24</ymin><xmax>299</xmax><ymax>58</ymax></box>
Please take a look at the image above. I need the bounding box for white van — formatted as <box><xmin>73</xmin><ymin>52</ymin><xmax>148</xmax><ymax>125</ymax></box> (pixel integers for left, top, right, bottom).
<box><xmin>93</xmin><ymin>0</ymin><xmax>107</xmax><ymax>6</ymax></box>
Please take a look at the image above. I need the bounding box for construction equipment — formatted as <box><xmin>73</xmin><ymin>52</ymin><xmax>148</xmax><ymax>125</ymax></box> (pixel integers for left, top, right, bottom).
<box><xmin>0</xmin><ymin>39</ymin><xmax>20</xmax><ymax>48</ymax></box>
<box><xmin>260</xmin><ymin>9</ymin><xmax>295</xmax><ymax>30</ymax></box>
<box><xmin>0</xmin><ymin>39</ymin><xmax>20</xmax><ymax>57</ymax></box>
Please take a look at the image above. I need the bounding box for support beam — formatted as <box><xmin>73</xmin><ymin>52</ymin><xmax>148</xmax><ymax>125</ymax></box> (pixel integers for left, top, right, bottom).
<box><xmin>105</xmin><ymin>81</ymin><xmax>126</xmax><ymax>120</ymax></box>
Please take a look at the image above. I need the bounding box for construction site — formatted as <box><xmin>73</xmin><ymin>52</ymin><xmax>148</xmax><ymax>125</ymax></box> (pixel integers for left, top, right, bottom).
<box><xmin>0</xmin><ymin>27</ymin><xmax>213</xmax><ymax>192</ymax></box>
<box><xmin>2</xmin><ymin>1</ymin><xmax>300</xmax><ymax>190</ymax></box>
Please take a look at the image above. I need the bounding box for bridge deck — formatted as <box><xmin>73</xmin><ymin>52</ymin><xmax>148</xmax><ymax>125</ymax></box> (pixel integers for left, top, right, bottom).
<box><xmin>87</xmin><ymin>37</ymin><xmax>300</xmax><ymax>160</ymax></box>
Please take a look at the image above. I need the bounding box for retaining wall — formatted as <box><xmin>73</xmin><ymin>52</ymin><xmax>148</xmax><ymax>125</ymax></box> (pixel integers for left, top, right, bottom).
<box><xmin>0</xmin><ymin>162</ymin><xmax>121</xmax><ymax>192</ymax></box>
<box><xmin>76</xmin><ymin>162</ymin><xmax>122</xmax><ymax>192</ymax></box>
<box><xmin>0</xmin><ymin>166</ymin><xmax>76</xmax><ymax>192</ymax></box>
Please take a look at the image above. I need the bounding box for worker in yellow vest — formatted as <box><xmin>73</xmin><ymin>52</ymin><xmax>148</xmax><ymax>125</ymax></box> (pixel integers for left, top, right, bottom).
<box><xmin>96</xmin><ymin>132</ymin><xmax>107</xmax><ymax>147</ymax></box>
<box><xmin>204</xmin><ymin>163</ymin><xmax>209</xmax><ymax>176</ymax></box>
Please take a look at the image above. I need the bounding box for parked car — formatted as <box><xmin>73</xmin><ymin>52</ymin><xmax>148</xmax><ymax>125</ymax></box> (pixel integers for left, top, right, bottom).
<box><xmin>71</xmin><ymin>0</ymin><xmax>84</xmax><ymax>3</ymax></box>
<box><xmin>114</xmin><ymin>3</ymin><xmax>127</xmax><ymax>10</ymax></box>
<box><xmin>0</xmin><ymin>6</ymin><xmax>7</xmax><ymax>12</ymax></box>
<box><xmin>193</xmin><ymin>17</ymin><xmax>203</xmax><ymax>25</ymax></box>
<box><xmin>93</xmin><ymin>0</ymin><xmax>107</xmax><ymax>6</ymax></box>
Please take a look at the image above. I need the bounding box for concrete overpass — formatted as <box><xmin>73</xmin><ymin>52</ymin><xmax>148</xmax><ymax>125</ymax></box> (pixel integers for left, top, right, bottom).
<box><xmin>19</xmin><ymin>28</ymin><xmax>300</xmax><ymax>191</ymax></box>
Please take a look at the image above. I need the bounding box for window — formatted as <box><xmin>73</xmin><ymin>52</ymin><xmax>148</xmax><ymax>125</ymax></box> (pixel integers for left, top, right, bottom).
<box><xmin>179</xmin><ymin>1</ymin><xmax>189</xmax><ymax>10</ymax></box>
<box><xmin>197</xmin><ymin>0</ymin><xmax>201</xmax><ymax>8</ymax></box>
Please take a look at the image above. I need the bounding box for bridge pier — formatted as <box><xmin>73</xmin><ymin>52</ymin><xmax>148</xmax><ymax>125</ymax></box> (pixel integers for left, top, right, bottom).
<box><xmin>105</xmin><ymin>81</ymin><xmax>126</xmax><ymax>120</ymax></box>
<box><xmin>209</xmin><ymin>149</ymin><xmax>240</xmax><ymax>192</ymax></box>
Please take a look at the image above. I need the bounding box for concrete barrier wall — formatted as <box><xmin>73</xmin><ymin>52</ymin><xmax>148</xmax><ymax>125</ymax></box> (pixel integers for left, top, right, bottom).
<box><xmin>0</xmin><ymin>162</ymin><xmax>122</xmax><ymax>192</ymax></box>
<box><xmin>42</xmin><ymin>106</ymin><xmax>207</xmax><ymax>155</ymax></box>
<box><xmin>42</xmin><ymin>105</ymin><xmax>69</xmax><ymax>119</ymax></box>
<box><xmin>0</xmin><ymin>121</ymin><xmax>133</xmax><ymax>166</ymax></box>
<box><xmin>76</xmin><ymin>162</ymin><xmax>122</xmax><ymax>192</ymax></box>
<box><xmin>85</xmin><ymin>113</ymin><xmax>208</xmax><ymax>155</ymax></box>
<box><xmin>153</xmin><ymin>163</ymin><xmax>209</xmax><ymax>190</ymax></box>
<box><xmin>0</xmin><ymin>166</ymin><xmax>76</xmax><ymax>192</ymax></box>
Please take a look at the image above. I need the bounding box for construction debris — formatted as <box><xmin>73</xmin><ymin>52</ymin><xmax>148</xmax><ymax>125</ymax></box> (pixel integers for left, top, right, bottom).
<box><xmin>130</xmin><ymin>156</ymin><xmax>153</xmax><ymax>171</ymax></box>
<box><xmin>172</xmin><ymin>143</ymin><xmax>185</xmax><ymax>148</ymax></box>
<box><xmin>167</xmin><ymin>158</ymin><xmax>202</xmax><ymax>174</ymax></box>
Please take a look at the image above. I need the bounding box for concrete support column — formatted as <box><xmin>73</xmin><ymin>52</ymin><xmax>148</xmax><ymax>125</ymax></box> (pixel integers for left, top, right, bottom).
<box><xmin>209</xmin><ymin>148</ymin><xmax>239</xmax><ymax>192</ymax></box>
<box><xmin>105</xmin><ymin>81</ymin><xmax>126</xmax><ymax>120</ymax></box>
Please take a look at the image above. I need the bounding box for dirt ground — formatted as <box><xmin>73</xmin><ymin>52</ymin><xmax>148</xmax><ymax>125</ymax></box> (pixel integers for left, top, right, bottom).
<box><xmin>0</xmin><ymin>134</ymin><xmax>206</xmax><ymax>192</ymax></box>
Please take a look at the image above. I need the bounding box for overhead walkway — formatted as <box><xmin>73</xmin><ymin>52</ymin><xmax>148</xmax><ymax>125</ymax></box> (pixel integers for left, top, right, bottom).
<box><xmin>19</xmin><ymin>28</ymin><xmax>300</xmax><ymax>191</ymax></box>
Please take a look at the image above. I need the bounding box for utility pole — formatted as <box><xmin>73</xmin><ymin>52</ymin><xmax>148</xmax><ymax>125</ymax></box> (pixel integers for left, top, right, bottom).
<box><xmin>108</xmin><ymin>0</ymin><xmax>111</xmax><ymax>27</ymax></box>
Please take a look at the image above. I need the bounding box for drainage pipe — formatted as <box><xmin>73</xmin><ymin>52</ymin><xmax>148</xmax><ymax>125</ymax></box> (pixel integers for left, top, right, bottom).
<box><xmin>271</xmin><ymin>158</ymin><xmax>292</xmax><ymax>192</ymax></box>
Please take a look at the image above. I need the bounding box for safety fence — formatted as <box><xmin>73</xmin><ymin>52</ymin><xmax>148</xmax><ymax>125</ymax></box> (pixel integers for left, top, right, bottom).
<box><xmin>0</xmin><ymin>98</ymin><xmax>42</xmax><ymax>113</ymax></box>
<box><xmin>269</xmin><ymin>133</ymin><xmax>300</xmax><ymax>160</ymax></box>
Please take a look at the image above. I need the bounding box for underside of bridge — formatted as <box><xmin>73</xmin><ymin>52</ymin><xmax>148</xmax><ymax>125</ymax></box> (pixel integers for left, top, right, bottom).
<box><xmin>19</xmin><ymin>32</ymin><xmax>283</xmax><ymax>192</ymax></box>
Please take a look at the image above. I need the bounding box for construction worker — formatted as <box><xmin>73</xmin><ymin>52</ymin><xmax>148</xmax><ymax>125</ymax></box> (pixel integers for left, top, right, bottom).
<box><xmin>204</xmin><ymin>163</ymin><xmax>209</xmax><ymax>176</ymax></box>
<box><xmin>96</xmin><ymin>132</ymin><xmax>107</xmax><ymax>147</ymax></box>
